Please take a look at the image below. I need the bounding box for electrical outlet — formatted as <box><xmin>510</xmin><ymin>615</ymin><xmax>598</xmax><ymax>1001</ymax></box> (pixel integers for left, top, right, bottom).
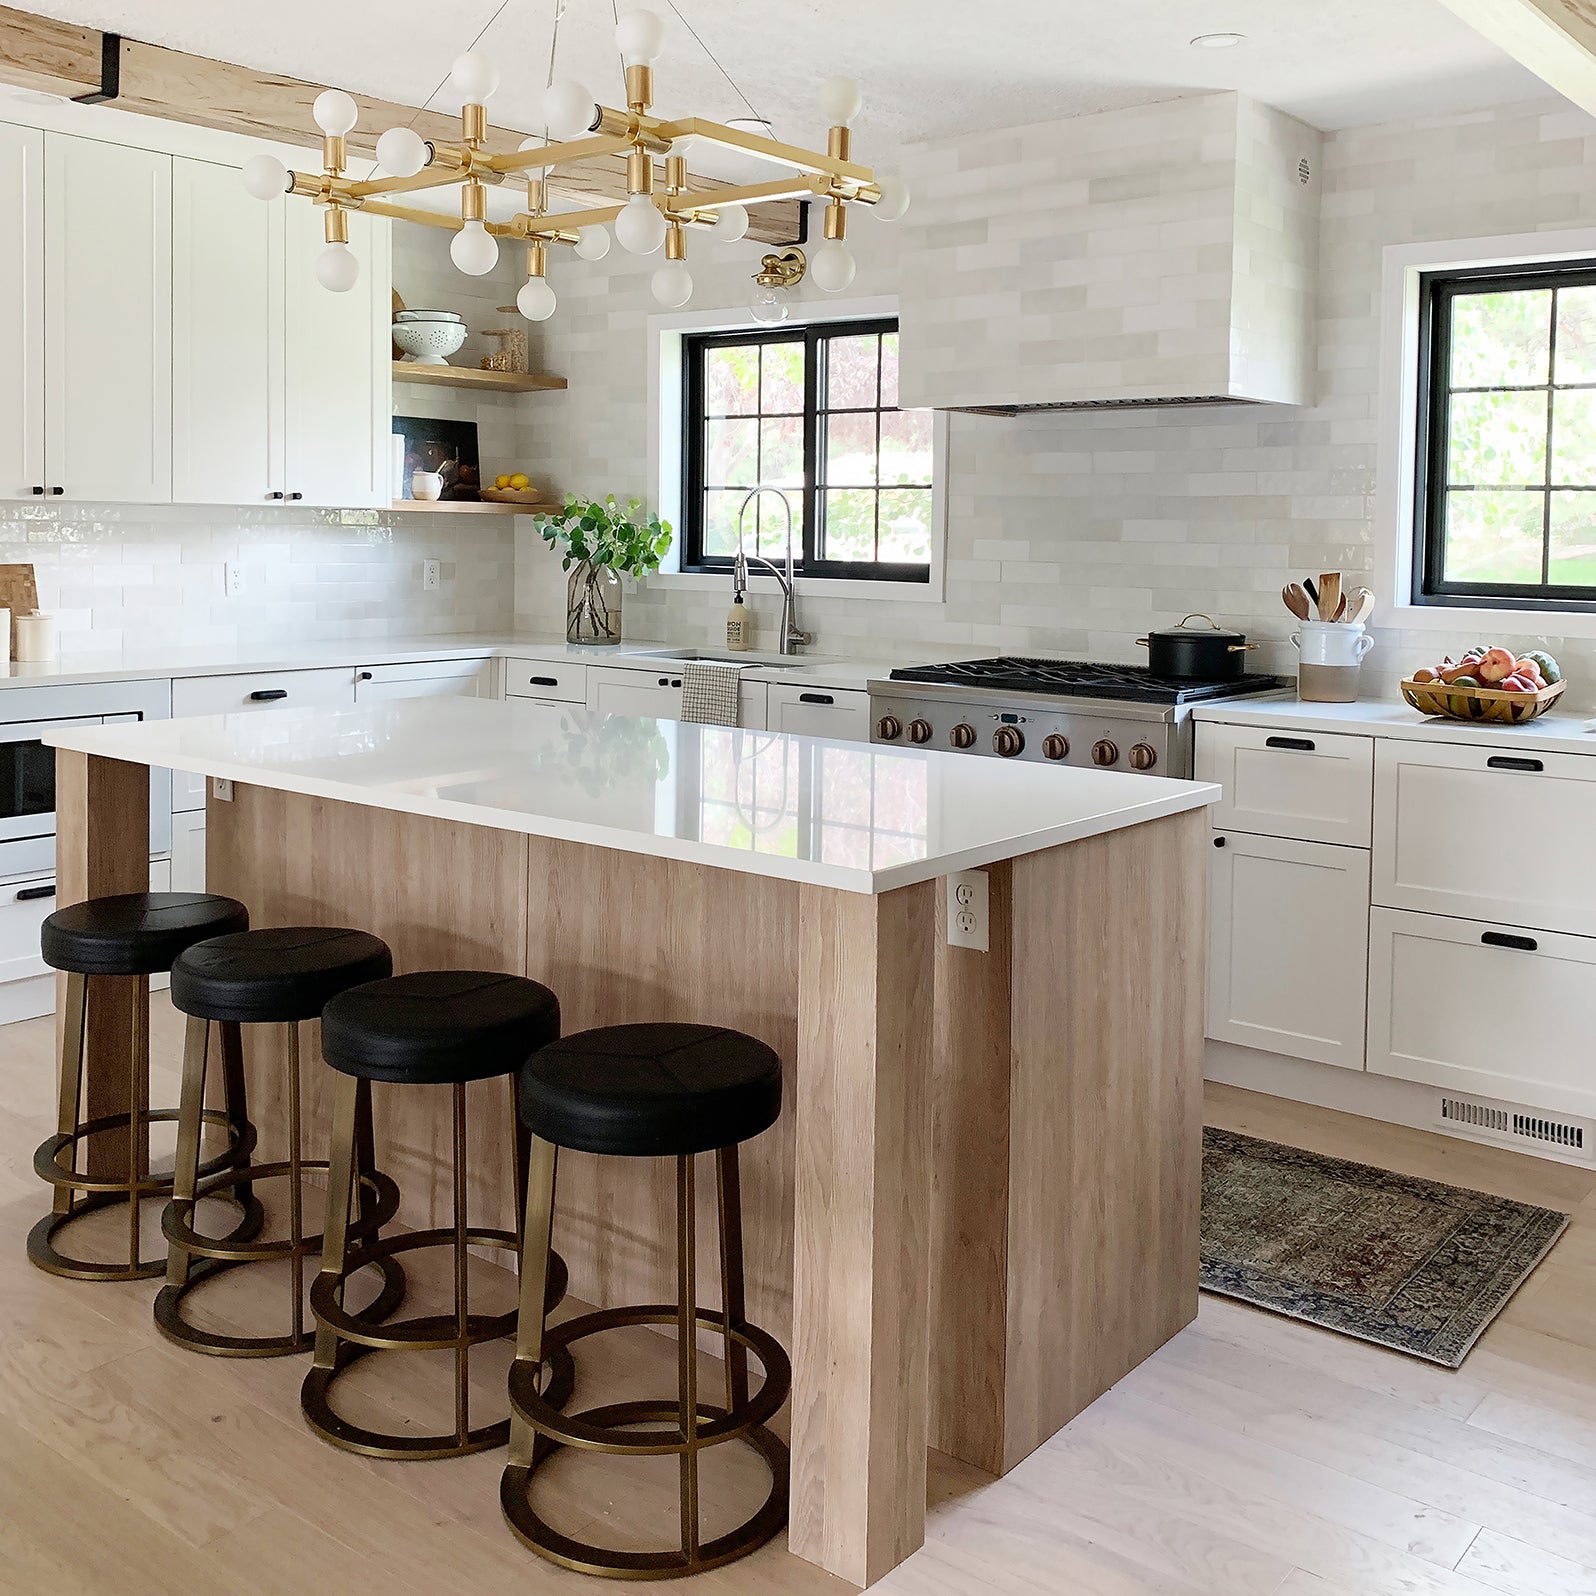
<box><xmin>225</xmin><ymin>561</ymin><xmax>246</xmax><ymax>598</ymax></box>
<box><xmin>946</xmin><ymin>869</ymin><xmax>989</xmax><ymax>952</ymax></box>
<box><xmin>212</xmin><ymin>778</ymin><xmax>233</xmax><ymax>801</ymax></box>
<box><xmin>422</xmin><ymin>558</ymin><xmax>442</xmax><ymax>592</ymax></box>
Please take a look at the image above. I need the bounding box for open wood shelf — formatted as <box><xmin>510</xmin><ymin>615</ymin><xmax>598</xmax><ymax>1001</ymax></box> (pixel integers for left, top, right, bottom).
<box><xmin>389</xmin><ymin>499</ymin><xmax>555</xmax><ymax>516</ymax></box>
<box><xmin>392</xmin><ymin>362</ymin><xmax>567</xmax><ymax>393</ymax></box>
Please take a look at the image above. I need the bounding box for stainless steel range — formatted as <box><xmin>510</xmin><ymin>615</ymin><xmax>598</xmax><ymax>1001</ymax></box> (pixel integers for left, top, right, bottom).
<box><xmin>867</xmin><ymin>658</ymin><xmax>1289</xmax><ymax>779</ymax></box>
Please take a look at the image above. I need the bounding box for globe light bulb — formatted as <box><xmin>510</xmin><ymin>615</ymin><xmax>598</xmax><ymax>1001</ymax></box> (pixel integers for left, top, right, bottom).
<box><xmin>575</xmin><ymin>225</ymin><xmax>612</xmax><ymax>262</ymax></box>
<box><xmin>616</xmin><ymin>8</ymin><xmax>667</xmax><ymax>65</ymax></box>
<box><xmin>614</xmin><ymin>193</ymin><xmax>667</xmax><ymax>255</ymax></box>
<box><xmin>518</xmin><ymin>277</ymin><xmax>557</xmax><ymax>321</ymax></box>
<box><xmin>651</xmin><ymin>259</ymin><xmax>693</xmax><ymax>308</ymax></box>
<box><xmin>875</xmin><ymin>174</ymin><xmax>911</xmax><ymax>222</ymax></box>
<box><xmin>315</xmin><ymin>241</ymin><xmax>360</xmax><ymax>293</ymax></box>
<box><xmin>450</xmin><ymin>218</ymin><xmax>500</xmax><ymax>276</ymax></box>
<box><xmin>312</xmin><ymin>88</ymin><xmax>359</xmax><ymax>136</ymax></box>
<box><xmin>750</xmin><ymin>284</ymin><xmax>788</xmax><ymax>325</ymax></box>
<box><xmin>809</xmin><ymin>238</ymin><xmax>856</xmax><ymax>292</ymax></box>
<box><xmin>241</xmin><ymin>153</ymin><xmax>289</xmax><ymax>200</ymax></box>
<box><xmin>711</xmin><ymin>203</ymin><xmax>749</xmax><ymax>241</ymax></box>
<box><xmin>449</xmin><ymin>51</ymin><xmax>500</xmax><ymax>104</ymax></box>
<box><xmin>542</xmin><ymin>80</ymin><xmax>598</xmax><ymax>140</ymax></box>
<box><xmin>375</xmin><ymin>126</ymin><xmax>429</xmax><ymax>178</ymax></box>
<box><xmin>819</xmin><ymin>76</ymin><xmax>862</xmax><ymax>127</ymax></box>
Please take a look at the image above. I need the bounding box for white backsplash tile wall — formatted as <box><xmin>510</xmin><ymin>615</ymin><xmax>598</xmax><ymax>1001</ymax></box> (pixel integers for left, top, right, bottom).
<box><xmin>517</xmin><ymin>93</ymin><xmax>1596</xmax><ymax>709</ymax></box>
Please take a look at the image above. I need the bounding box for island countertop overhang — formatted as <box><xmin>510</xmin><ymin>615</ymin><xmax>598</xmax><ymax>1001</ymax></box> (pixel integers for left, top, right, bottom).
<box><xmin>45</xmin><ymin>695</ymin><xmax>1219</xmax><ymax>895</ymax></box>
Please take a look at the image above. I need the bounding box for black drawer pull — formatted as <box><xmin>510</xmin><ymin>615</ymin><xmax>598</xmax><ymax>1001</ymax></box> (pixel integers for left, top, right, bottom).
<box><xmin>357</xmin><ymin>670</ymin><xmax>373</xmax><ymax>681</ymax></box>
<box><xmin>15</xmin><ymin>883</ymin><xmax>55</xmax><ymax>902</ymax></box>
<box><xmin>1487</xmin><ymin>755</ymin><xmax>1543</xmax><ymax>773</ymax></box>
<box><xmin>799</xmin><ymin>692</ymin><xmax>835</xmax><ymax>705</ymax></box>
<box><xmin>248</xmin><ymin>689</ymin><xmax>288</xmax><ymax>702</ymax></box>
<box><xmin>658</xmin><ymin>676</ymin><xmax>671</xmax><ymax>687</ymax></box>
<box><xmin>1265</xmin><ymin>736</ymin><xmax>1316</xmax><ymax>752</ymax></box>
<box><xmin>528</xmin><ymin>675</ymin><xmax>559</xmax><ymax>687</ymax></box>
<box><xmin>1482</xmin><ymin>930</ymin><xmax>1538</xmax><ymax>952</ymax></box>
<box><xmin>1213</xmin><ymin>836</ymin><xmax>1227</xmax><ymax>848</ymax></box>
<box><xmin>670</xmin><ymin>678</ymin><xmax>682</xmax><ymax>688</ymax></box>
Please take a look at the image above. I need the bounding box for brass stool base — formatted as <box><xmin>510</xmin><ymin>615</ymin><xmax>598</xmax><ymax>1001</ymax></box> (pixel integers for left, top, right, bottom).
<box><xmin>502</xmin><ymin>1302</ymin><xmax>792</xmax><ymax>1580</ymax></box>
<box><xmin>154</xmin><ymin>1162</ymin><xmax>405</xmax><ymax>1357</ymax></box>
<box><xmin>29</xmin><ymin>1107</ymin><xmax>258</xmax><ymax>1282</ymax></box>
<box><xmin>301</xmin><ymin>1226</ymin><xmax>573</xmax><ymax>1461</ymax></box>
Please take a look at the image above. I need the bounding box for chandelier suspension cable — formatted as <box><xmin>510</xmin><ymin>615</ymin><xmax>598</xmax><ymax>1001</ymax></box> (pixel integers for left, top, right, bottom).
<box><xmin>662</xmin><ymin>0</ymin><xmax>768</xmax><ymax>129</ymax></box>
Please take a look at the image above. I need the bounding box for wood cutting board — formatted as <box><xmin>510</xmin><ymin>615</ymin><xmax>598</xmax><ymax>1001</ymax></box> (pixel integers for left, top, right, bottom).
<box><xmin>0</xmin><ymin>564</ymin><xmax>38</xmax><ymax>659</ymax></box>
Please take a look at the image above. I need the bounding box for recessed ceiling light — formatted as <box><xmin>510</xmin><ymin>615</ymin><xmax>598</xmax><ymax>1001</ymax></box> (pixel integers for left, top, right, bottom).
<box><xmin>1191</xmin><ymin>32</ymin><xmax>1246</xmax><ymax>48</ymax></box>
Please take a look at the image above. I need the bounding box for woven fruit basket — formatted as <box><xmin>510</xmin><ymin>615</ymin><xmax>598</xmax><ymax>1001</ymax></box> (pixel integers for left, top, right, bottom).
<box><xmin>1401</xmin><ymin>677</ymin><xmax>1566</xmax><ymax>723</ymax></box>
<box><xmin>480</xmin><ymin>487</ymin><xmax>545</xmax><ymax>505</ymax></box>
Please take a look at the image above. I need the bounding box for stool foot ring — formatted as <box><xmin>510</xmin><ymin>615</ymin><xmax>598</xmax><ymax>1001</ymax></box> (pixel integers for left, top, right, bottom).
<box><xmin>33</xmin><ymin>1107</ymin><xmax>255</xmax><ymax>1196</ymax></box>
<box><xmin>28</xmin><ymin>1183</ymin><xmax>262</xmax><ymax>1282</ymax></box>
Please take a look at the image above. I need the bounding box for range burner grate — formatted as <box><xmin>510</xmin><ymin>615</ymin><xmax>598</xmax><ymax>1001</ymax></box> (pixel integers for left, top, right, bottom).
<box><xmin>887</xmin><ymin>656</ymin><xmax>1289</xmax><ymax>705</ymax></box>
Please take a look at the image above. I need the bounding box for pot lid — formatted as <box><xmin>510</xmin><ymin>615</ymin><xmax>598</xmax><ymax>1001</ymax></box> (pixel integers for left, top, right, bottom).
<box><xmin>1149</xmin><ymin>613</ymin><xmax>1246</xmax><ymax>640</ymax></box>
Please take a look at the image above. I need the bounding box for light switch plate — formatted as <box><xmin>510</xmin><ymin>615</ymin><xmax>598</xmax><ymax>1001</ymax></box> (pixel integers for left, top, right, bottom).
<box><xmin>946</xmin><ymin>868</ymin><xmax>989</xmax><ymax>952</ymax></box>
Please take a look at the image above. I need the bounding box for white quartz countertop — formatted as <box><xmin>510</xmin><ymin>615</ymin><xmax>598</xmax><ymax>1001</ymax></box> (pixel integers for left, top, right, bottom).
<box><xmin>46</xmin><ymin>697</ymin><xmax>1218</xmax><ymax>895</ymax></box>
<box><xmin>1191</xmin><ymin>692</ymin><xmax>1596</xmax><ymax>757</ymax></box>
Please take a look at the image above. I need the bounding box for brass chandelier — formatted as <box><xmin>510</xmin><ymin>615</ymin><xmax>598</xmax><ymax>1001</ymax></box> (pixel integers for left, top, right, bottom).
<box><xmin>239</xmin><ymin>8</ymin><xmax>910</xmax><ymax>321</ymax></box>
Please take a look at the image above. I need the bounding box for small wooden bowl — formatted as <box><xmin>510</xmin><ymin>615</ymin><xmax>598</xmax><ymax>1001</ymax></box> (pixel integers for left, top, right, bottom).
<box><xmin>480</xmin><ymin>487</ymin><xmax>544</xmax><ymax>504</ymax></box>
<box><xmin>1401</xmin><ymin>677</ymin><xmax>1566</xmax><ymax>724</ymax></box>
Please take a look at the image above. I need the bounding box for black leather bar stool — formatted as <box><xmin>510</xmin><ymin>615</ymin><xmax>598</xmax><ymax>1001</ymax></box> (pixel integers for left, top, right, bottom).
<box><xmin>157</xmin><ymin>927</ymin><xmax>405</xmax><ymax>1357</ymax></box>
<box><xmin>30</xmin><ymin>892</ymin><xmax>257</xmax><ymax>1281</ymax></box>
<box><xmin>301</xmin><ymin>969</ymin><xmax>573</xmax><ymax>1461</ymax></box>
<box><xmin>503</xmin><ymin>1022</ymin><xmax>791</xmax><ymax>1580</ymax></box>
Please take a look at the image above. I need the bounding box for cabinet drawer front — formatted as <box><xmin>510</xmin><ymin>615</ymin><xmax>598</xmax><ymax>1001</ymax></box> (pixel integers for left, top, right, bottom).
<box><xmin>503</xmin><ymin>658</ymin><xmax>587</xmax><ymax>703</ymax></box>
<box><xmin>1368</xmin><ymin>906</ymin><xmax>1596</xmax><ymax>1117</ymax></box>
<box><xmin>1195</xmin><ymin>723</ymin><xmax>1373</xmax><ymax>846</ymax></box>
<box><xmin>356</xmin><ymin>658</ymin><xmax>491</xmax><ymax>700</ymax></box>
<box><xmin>172</xmin><ymin>667</ymin><xmax>356</xmax><ymax>720</ymax></box>
<box><xmin>1206</xmin><ymin>831</ymin><xmax>1370</xmax><ymax>1069</ymax></box>
<box><xmin>1374</xmin><ymin>739</ymin><xmax>1596</xmax><ymax>936</ymax></box>
<box><xmin>766</xmin><ymin>684</ymin><xmax>871</xmax><ymax>740</ymax></box>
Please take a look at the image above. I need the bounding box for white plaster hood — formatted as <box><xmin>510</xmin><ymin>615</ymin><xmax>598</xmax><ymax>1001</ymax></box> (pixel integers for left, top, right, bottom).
<box><xmin>895</xmin><ymin>93</ymin><xmax>1322</xmax><ymax>413</ymax></box>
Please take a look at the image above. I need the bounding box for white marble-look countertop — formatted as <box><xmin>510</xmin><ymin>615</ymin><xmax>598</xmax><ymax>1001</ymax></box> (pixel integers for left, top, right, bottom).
<box><xmin>1191</xmin><ymin>692</ymin><xmax>1596</xmax><ymax>757</ymax></box>
<box><xmin>46</xmin><ymin>697</ymin><xmax>1218</xmax><ymax>895</ymax></box>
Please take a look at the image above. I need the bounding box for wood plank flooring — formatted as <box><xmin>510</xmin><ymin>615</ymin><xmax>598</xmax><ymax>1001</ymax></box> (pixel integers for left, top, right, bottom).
<box><xmin>2</xmin><ymin>994</ymin><xmax>1593</xmax><ymax>1595</ymax></box>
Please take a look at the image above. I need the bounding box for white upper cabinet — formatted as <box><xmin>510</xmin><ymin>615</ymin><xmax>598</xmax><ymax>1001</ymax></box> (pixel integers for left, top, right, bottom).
<box><xmin>172</xmin><ymin>159</ymin><xmax>280</xmax><ymax>505</ymax></box>
<box><xmin>0</xmin><ymin>123</ymin><xmax>44</xmax><ymax>502</ymax></box>
<box><xmin>44</xmin><ymin>134</ymin><xmax>171</xmax><ymax>503</ymax></box>
<box><xmin>283</xmin><ymin>199</ymin><xmax>391</xmax><ymax>508</ymax></box>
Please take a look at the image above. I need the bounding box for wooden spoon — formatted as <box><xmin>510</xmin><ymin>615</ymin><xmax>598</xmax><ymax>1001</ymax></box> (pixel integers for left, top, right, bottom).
<box><xmin>1317</xmin><ymin>572</ymin><xmax>1342</xmax><ymax>622</ymax></box>
<box><xmin>1346</xmin><ymin>588</ymin><xmax>1375</xmax><ymax>625</ymax></box>
<box><xmin>1282</xmin><ymin>582</ymin><xmax>1311</xmax><ymax>621</ymax></box>
<box><xmin>1331</xmin><ymin>592</ymin><xmax>1348</xmax><ymax>622</ymax></box>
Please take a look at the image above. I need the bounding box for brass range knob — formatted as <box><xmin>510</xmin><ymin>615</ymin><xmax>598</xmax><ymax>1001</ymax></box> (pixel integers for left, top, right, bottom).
<box><xmin>993</xmin><ymin>726</ymin><xmax>1025</xmax><ymax>758</ymax></box>
<box><xmin>1128</xmin><ymin>743</ymin><xmax>1158</xmax><ymax>771</ymax></box>
<box><xmin>877</xmin><ymin>715</ymin><xmax>902</xmax><ymax>741</ymax></box>
<box><xmin>950</xmin><ymin>722</ymin><xmax>976</xmax><ymax>749</ymax></box>
<box><xmin>908</xmin><ymin>719</ymin><xmax>933</xmax><ymax>744</ymax></box>
<box><xmin>1091</xmin><ymin>739</ymin><xmax>1119</xmax><ymax>767</ymax></box>
<box><xmin>1042</xmin><ymin>734</ymin><xmax>1070</xmax><ymax>761</ymax></box>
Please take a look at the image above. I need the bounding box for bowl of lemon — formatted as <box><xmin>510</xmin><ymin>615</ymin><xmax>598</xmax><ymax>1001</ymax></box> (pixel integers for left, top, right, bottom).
<box><xmin>481</xmin><ymin>472</ymin><xmax>543</xmax><ymax>505</ymax></box>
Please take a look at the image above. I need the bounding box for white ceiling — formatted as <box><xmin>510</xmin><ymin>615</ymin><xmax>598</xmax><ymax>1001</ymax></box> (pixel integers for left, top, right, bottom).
<box><xmin>23</xmin><ymin>0</ymin><xmax>1551</xmax><ymax>153</ymax></box>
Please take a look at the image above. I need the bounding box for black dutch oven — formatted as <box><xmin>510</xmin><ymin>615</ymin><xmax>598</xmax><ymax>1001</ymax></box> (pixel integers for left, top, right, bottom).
<box><xmin>1135</xmin><ymin>614</ymin><xmax>1259</xmax><ymax>682</ymax></box>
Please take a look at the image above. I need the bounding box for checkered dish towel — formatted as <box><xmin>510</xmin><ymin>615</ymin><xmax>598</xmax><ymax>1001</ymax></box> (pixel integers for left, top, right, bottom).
<box><xmin>680</xmin><ymin>660</ymin><xmax>743</xmax><ymax>726</ymax></box>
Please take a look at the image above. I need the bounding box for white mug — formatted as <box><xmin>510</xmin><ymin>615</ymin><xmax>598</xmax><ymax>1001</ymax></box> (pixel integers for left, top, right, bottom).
<box><xmin>411</xmin><ymin>469</ymin><xmax>444</xmax><ymax>502</ymax></box>
<box><xmin>1290</xmin><ymin>619</ymin><xmax>1375</xmax><ymax>667</ymax></box>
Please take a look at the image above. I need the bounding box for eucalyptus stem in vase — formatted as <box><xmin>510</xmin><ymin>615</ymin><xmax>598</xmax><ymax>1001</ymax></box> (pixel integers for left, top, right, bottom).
<box><xmin>535</xmin><ymin>494</ymin><xmax>673</xmax><ymax>645</ymax></box>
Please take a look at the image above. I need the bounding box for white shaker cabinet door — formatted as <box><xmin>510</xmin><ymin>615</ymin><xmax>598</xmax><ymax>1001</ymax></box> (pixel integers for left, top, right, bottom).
<box><xmin>282</xmin><ymin>201</ymin><xmax>390</xmax><ymax>509</ymax></box>
<box><xmin>0</xmin><ymin>123</ymin><xmax>44</xmax><ymax>502</ymax></box>
<box><xmin>587</xmin><ymin>666</ymin><xmax>685</xmax><ymax>720</ymax></box>
<box><xmin>1206</xmin><ymin>828</ymin><xmax>1371</xmax><ymax>1070</ymax></box>
<box><xmin>43</xmin><ymin>133</ymin><xmax>171</xmax><ymax>503</ymax></box>
<box><xmin>172</xmin><ymin>159</ymin><xmax>281</xmax><ymax>506</ymax></box>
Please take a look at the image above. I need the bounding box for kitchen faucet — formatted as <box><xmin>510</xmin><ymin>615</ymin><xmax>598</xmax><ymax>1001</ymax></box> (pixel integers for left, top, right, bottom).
<box><xmin>734</xmin><ymin>487</ymin><xmax>811</xmax><ymax>656</ymax></box>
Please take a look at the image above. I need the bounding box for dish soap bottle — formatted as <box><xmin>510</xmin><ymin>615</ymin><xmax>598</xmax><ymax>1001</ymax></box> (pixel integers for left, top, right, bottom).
<box><xmin>725</xmin><ymin>592</ymin><xmax>750</xmax><ymax>651</ymax></box>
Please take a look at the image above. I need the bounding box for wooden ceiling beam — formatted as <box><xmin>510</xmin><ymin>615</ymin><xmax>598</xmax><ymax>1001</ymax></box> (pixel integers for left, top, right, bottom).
<box><xmin>0</xmin><ymin>4</ymin><xmax>802</xmax><ymax>243</ymax></box>
<box><xmin>1433</xmin><ymin>0</ymin><xmax>1596</xmax><ymax>113</ymax></box>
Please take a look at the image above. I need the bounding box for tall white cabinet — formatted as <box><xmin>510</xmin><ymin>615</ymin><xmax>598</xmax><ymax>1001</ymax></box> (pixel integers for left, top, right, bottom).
<box><xmin>0</xmin><ymin>123</ymin><xmax>43</xmax><ymax>502</ymax></box>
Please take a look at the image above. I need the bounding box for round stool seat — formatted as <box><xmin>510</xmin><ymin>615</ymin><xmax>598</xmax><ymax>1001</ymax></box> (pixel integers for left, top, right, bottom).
<box><xmin>519</xmin><ymin>1023</ymin><xmax>781</xmax><ymax>1157</ymax></box>
<box><xmin>41</xmin><ymin>892</ymin><xmax>249</xmax><ymax>977</ymax></box>
<box><xmin>171</xmin><ymin>927</ymin><xmax>393</xmax><ymax>1024</ymax></box>
<box><xmin>321</xmin><ymin>970</ymin><xmax>560</xmax><ymax>1085</ymax></box>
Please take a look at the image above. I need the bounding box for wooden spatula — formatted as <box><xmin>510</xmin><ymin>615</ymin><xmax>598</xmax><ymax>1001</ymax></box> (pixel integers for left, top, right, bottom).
<box><xmin>1317</xmin><ymin>572</ymin><xmax>1342</xmax><ymax>622</ymax></box>
<box><xmin>1282</xmin><ymin>582</ymin><xmax>1310</xmax><ymax>620</ymax></box>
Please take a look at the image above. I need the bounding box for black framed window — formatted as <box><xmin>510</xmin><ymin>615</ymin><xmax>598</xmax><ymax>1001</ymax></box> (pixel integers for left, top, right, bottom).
<box><xmin>1417</xmin><ymin>262</ymin><xmax>1596</xmax><ymax>609</ymax></box>
<box><xmin>680</xmin><ymin>318</ymin><xmax>935</xmax><ymax>582</ymax></box>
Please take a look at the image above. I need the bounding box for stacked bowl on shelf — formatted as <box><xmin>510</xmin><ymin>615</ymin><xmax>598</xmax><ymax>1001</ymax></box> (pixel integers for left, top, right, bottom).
<box><xmin>393</xmin><ymin>310</ymin><xmax>467</xmax><ymax>366</ymax></box>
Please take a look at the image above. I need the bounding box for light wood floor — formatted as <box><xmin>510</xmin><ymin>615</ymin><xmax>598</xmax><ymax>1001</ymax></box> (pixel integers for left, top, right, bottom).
<box><xmin>2</xmin><ymin>995</ymin><xmax>1594</xmax><ymax>1596</ymax></box>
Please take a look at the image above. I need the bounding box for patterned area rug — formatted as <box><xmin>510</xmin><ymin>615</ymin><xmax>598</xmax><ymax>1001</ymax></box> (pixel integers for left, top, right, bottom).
<box><xmin>1200</xmin><ymin>1127</ymin><xmax>1569</xmax><ymax>1368</ymax></box>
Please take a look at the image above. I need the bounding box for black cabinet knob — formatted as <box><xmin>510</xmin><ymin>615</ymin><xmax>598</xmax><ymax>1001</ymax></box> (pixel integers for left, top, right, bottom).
<box><xmin>30</xmin><ymin>485</ymin><xmax>43</xmax><ymax>495</ymax></box>
<box><xmin>267</xmin><ymin>491</ymin><xmax>284</xmax><ymax>500</ymax></box>
<box><xmin>288</xmin><ymin>491</ymin><xmax>303</xmax><ymax>501</ymax></box>
<box><xmin>1213</xmin><ymin>835</ymin><xmax>1227</xmax><ymax>847</ymax></box>
<box><xmin>48</xmin><ymin>485</ymin><xmax>63</xmax><ymax>495</ymax></box>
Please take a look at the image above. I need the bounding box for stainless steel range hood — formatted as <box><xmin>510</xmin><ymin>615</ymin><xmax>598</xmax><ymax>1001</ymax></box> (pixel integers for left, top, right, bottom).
<box><xmin>896</xmin><ymin>93</ymin><xmax>1322</xmax><ymax>413</ymax></box>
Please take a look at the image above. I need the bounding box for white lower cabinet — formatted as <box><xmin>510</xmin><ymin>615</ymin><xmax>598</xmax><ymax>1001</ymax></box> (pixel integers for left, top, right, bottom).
<box><xmin>1368</xmin><ymin>906</ymin><xmax>1596</xmax><ymax>1119</ymax></box>
<box><xmin>170</xmin><ymin>807</ymin><xmax>207</xmax><ymax>895</ymax></box>
<box><xmin>765</xmin><ymin>684</ymin><xmax>870</xmax><ymax>740</ymax></box>
<box><xmin>587</xmin><ymin>666</ymin><xmax>684</xmax><ymax>720</ymax></box>
<box><xmin>1206</xmin><ymin>829</ymin><xmax>1370</xmax><ymax>1070</ymax></box>
<box><xmin>355</xmin><ymin>658</ymin><xmax>492</xmax><ymax>701</ymax></box>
